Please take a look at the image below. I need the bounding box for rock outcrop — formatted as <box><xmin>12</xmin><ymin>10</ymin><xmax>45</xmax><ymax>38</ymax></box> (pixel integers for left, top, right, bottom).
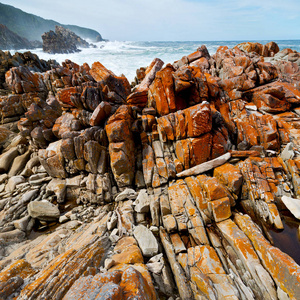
<box><xmin>0</xmin><ymin>50</ymin><xmax>55</xmax><ymax>92</ymax></box>
<box><xmin>1</xmin><ymin>41</ymin><xmax>300</xmax><ymax>300</ymax></box>
<box><xmin>42</xmin><ymin>26</ymin><xmax>94</xmax><ymax>54</ymax></box>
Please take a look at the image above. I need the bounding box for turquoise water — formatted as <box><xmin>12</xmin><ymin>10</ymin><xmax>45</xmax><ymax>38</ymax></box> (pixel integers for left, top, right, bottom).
<box><xmin>8</xmin><ymin>40</ymin><xmax>300</xmax><ymax>81</ymax></box>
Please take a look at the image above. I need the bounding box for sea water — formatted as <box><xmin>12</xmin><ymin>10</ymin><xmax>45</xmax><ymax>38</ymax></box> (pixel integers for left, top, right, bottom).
<box><xmin>8</xmin><ymin>40</ymin><xmax>300</xmax><ymax>82</ymax></box>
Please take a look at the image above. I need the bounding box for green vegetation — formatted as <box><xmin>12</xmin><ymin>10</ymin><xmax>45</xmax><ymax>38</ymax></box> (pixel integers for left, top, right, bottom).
<box><xmin>0</xmin><ymin>2</ymin><xmax>103</xmax><ymax>42</ymax></box>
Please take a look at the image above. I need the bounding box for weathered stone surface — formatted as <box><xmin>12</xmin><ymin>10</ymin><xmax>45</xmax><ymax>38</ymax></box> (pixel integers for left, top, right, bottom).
<box><xmin>106</xmin><ymin>106</ymin><xmax>135</xmax><ymax>187</ymax></box>
<box><xmin>42</xmin><ymin>26</ymin><xmax>91</xmax><ymax>54</ymax></box>
<box><xmin>118</xmin><ymin>266</ymin><xmax>155</xmax><ymax>300</ymax></box>
<box><xmin>213</xmin><ymin>163</ymin><xmax>243</xmax><ymax>196</ymax></box>
<box><xmin>39</xmin><ymin>140</ymin><xmax>66</xmax><ymax>178</ymax></box>
<box><xmin>133</xmin><ymin>225</ymin><xmax>159</xmax><ymax>257</ymax></box>
<box><xmin>177</xmin><ymin>153</ymin><xmax>231</xmax><ymax>177</ymax></box>
<box><xmin>6</xmin><ymin>175</ymin><xmax>25</xmax><ymax>191</ymax></box>
<box><xmin>89</xmin><ymin>101</ymin><xmax>112</xmax><ymax>126</ymax></box>
<box><xmin>1</xmin><ymin>43</ymin><xmax>300</xmax><ymax>300</ymax></box>
<box><xmin>134</xmin><ymin>189</ymin><xmax>150</xmax><ymax>213</ymax></box>
<box><xmin>0</xmin><ymin>147</ymin><xmax>19</xmax><ymax>173</ymax></box>
<box><xmin>127</xmin><ymin>58</ymin><xmax>164</xmax><ymax>107</ymax></box>
<box><xmin>235</xmin><ymin>213</ymin><xmax>300</xmax><ymax>299</ymax></box>
<box><xmin>8</xmin><ymin>150</ymin><xmax>31</xmax><ymax>177</ymax></box>
<box><xmin>28</xmin><ymin>200</ymin><xmax>60</xmax><ymax>221</ymax></box>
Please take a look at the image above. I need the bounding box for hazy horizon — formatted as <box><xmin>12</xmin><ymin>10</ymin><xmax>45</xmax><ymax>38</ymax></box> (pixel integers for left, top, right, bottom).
<box><xmin>1</xmin><ymin>0</ymin><xmax>300</xmax><ymax>42</ymax></box>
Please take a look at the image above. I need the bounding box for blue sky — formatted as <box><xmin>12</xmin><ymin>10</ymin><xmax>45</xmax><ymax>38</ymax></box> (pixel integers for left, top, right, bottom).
<box><xmin>1</xmin><ymin>0</ymin><xmax>300</xmax><ymax>41</ymax></box>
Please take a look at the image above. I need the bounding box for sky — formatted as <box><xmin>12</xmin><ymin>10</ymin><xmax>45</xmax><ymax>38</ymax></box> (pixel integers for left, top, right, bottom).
<box><xmin>1</xmin><ymin>0</ymin><xmax>300</xmax><ymax>41</ymax></box>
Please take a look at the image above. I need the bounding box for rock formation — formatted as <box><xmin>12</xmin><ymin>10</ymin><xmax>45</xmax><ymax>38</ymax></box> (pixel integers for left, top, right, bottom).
<box><xmin>42</xmin><ymin>26</ymin><xmax>95</xmax><ymax>54</ymax></box>
<box><xmin>0</xmin><ymin>41</ymin><xmax>300</xmax><ymax>299</ymax></box>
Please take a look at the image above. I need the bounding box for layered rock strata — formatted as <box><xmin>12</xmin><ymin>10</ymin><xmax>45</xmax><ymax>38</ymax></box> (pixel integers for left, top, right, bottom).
<box><xmin>0</xmin><ymin>42</ymin><xmax>300</xmax><ymax>299</ymax></box>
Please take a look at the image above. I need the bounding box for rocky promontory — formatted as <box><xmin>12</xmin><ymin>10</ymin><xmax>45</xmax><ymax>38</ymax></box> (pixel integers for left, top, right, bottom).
<box><xmin>0</xmin><ymin>41</ymin><xmax>300</xmax><ymax>299</ymax></box>
<box><xmin>42</xmin><ymin>26</ymin><xmax>95</xmax><ymax>54</ymax></box>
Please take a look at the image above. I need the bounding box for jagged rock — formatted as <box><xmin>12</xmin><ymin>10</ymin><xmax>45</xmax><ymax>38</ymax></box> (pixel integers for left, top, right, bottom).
<box><xmin>1</xmin><ymin>42</ymin><xmax>300</xmax><ymax>300</ymax></box>
<box><xmin>127</xmin><ymin>58</ymin><xmax>164</xmax><ymax>107</ymax></box>
<box><xmin>89</xmin><ymin>101</ymin><xmax>112</xmax><ymax>126</ymax></box>
<box><xmin>42</xmin><ymin>26</ymin><xmax>91</xmax><ymax>54</ymax></box>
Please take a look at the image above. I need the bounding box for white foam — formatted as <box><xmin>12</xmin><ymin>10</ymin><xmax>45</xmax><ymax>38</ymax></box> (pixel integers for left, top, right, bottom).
<box><xmin>6</xmin><ymin>40</ymin><xmax>300</xmax><ymax>82</ymax></box>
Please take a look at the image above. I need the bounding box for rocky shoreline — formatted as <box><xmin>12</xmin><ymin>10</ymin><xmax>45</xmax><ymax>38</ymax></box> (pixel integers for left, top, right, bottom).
<box><xmin>0</xmin><ymin>41</ymin><xmax>300</xmax><ymax>299</ymax></box>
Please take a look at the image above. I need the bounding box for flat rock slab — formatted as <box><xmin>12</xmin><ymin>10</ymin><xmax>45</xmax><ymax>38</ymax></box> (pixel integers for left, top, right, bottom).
<box><xmin>177</xmin><ymin>153</ymin><xmax>231</xmax><ymax>177</ymax></box>
<box><xmin>282</xmin><ymin>196</ymin><xmax>300</xmax><ymax>220</ymax></box>
<box><xmin>28</xmin><ymin>200</ymin><xmax>60</xmax><ymax>221</ymax></box>
<box><xmin>133</xmin><ymin>224</ymin><xmax>158</xmax><ymax>257</ymax></box>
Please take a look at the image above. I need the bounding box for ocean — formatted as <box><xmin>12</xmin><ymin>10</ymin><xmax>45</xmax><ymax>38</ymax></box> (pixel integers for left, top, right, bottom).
<box><xmin>8</xmin><ymin>40</ymin><xmax>300</xmax><ymax>82</ymax></box>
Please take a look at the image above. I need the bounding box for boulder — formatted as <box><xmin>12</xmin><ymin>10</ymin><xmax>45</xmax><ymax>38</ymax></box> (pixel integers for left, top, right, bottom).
<box><xmin>28</xmin><ymin>200</ymin><xmax>60</xmax><ymax>221</ymax></box>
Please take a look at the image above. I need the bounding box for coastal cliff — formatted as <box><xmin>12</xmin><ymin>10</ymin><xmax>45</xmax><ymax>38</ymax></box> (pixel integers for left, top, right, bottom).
<box><xmin>0</xmin><ymin>42</ymin><xmax>300</xmax><ymax>299</ymax></box>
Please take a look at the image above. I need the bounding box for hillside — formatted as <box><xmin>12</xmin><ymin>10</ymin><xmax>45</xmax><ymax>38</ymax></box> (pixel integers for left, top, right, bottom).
<box><xmin>0</xmin><ymin>24</ymin><xmax>41</xmax><ymax>50</ymax></box>
<box><xmin>0</xmin><ymin>2</ymin><xmax>103</xmax><ymax>42</ymax></box>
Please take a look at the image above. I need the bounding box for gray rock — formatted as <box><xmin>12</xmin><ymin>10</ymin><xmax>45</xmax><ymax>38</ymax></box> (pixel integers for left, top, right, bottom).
<box><xmin>46</xmin><ymin>178</ymin><xmax>66</xmax><ymax>203</ymax></box>
<box><xmin>5</xmin><ymin>175</ymin><xmax>25</xmax><ymax>192</ymax></box>
<box><xmin>60</xmin><ymin>220</ymin><xmax>82</xmax><ymax>230</ymax></box>
<box><xmin>109</xmin><ymin>228</ymin><xmax>120</xmax><ymax>243</ymax></box>
<box><xmin>281</xmin><ymin>196</ymin><xmax>300</xmax><ymax>220</ymax></box>
<box><xmin>0</xmin><ymin>174</ymin><xmax>8</xmax><ymax>184</ymax></box>
<box><xmin>59</xmin><ymin>215</ymin><xmax>69</xmax><ymax>223</ymax></box>
<box><xmin>277</xmin><ymin>287</ymin><xmax>290</xmax><ymax>300</ymax></box>
<box><xmin>13</xmin><ymin>215</ymin><xmax>31</xmax><ymax>231</ymax></box>
<box><xmin>21</xmin><ymin>189</ymin><xmax>39</xmax><ymax>204</ymax></box>
<box><xmin>134</xmin><ymin>189</ymin><xmax>150</xmax><ymax>213</ymax></box>
<box><xmin>28</xmin><ymin>200</ymin><xmax>60</xmax><ymax>221</ymax></box>
<box><xmin>0</xmin><ymin>229</ymin><xmax>25</xmax><ymax>242</ymax></box>
<box><xmin>107</xmin><ymin>211</ymin><xmax>118</xmax><ymax>231</ymax></box>
<box><xmin>280</xmin><ymin>143</ymin><xmax>294</xmax><ymax>161</ymax></box>
<box><xmin>135</xmin><ymin>170</ymin><xmax>146</xmax><ymax>188</ymax></box>
<box><xmin>0</xmin><ymin>147</ymin><xmax>19</xmax><ymax>173</ymax></box>
<box><xmin>115</xmin><ymin>188</ymin><xmax>137</xmax><ymax>201</ymax></box>
<box><xmin>152</xmin><ymin>140</ymin><xmax>164</xmax><ymax>158</ymax></box>
<box><xmin>66</xmin><ymin>175</ymin><xmax>84</xmax><ymax>187</ymax></box>
<box><xmin>104</xmin><ymin>258</ymin><xmax>115</xmax><ymax>270</ymax></box>
<box><xmin>133</xmin><ymin>224</ymin><xmax>159</xmax><ymax>257</ymax></box>
<box><xmin>135</xmin><ymin>213</ymin><xmax>146</xmax><ymax>224</ymax></box>
<box><xmin>21</xmin><ymin>156</ymin><xmax>41</xmax><ymax>177</ymax></box>
<box><xmin>8</xmin><ymin>150</ymin><xmax>31</xmax><ymax>177</ymax></box>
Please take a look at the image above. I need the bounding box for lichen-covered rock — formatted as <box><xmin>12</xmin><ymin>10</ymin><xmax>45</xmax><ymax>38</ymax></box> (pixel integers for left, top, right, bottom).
<box><xmin>1</xmin><ymin>42</ymin><xmax>300</xmax><ymax>300</ymax></box>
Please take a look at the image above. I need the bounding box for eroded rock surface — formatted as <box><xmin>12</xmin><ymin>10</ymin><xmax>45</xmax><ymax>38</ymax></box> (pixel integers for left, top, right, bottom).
<box><xmin>0</xmin><ymin>42</ymin><xmax>300</xmax><ymax>300</ymax></box>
